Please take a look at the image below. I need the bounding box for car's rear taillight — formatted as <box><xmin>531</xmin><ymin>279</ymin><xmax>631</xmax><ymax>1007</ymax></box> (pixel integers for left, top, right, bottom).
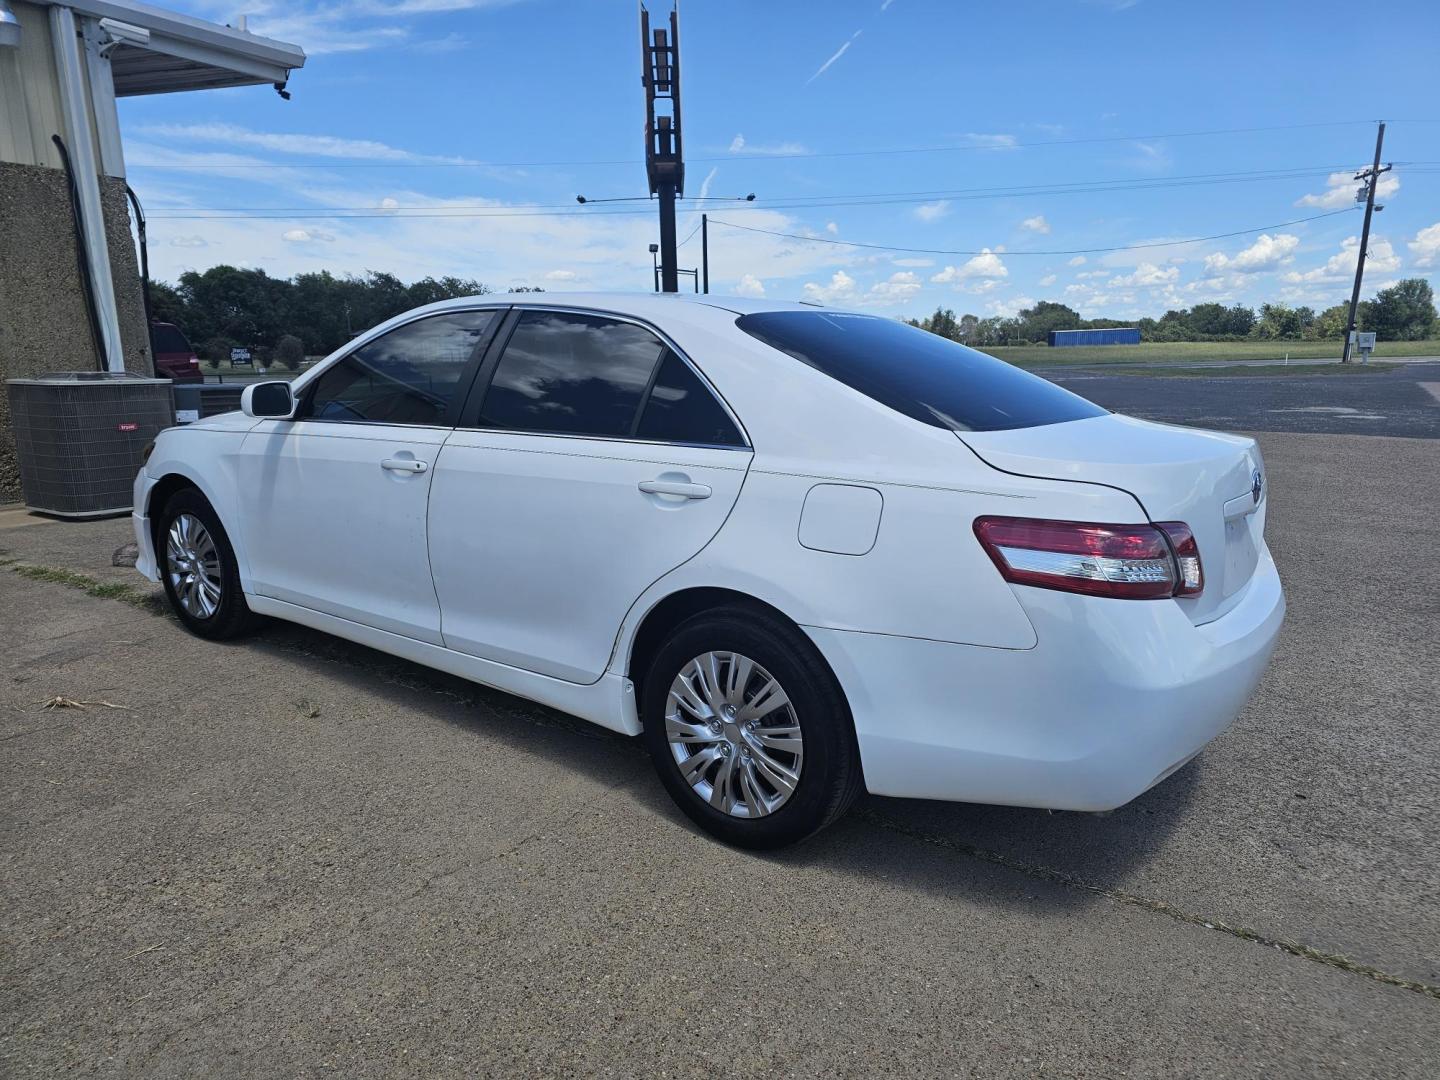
<box><xmin>973</xmin><ymin>516</ymin><xmax>1204</xmax><ymax>600</ymax></box>
<box><xmin>1156</xmin><ymin>521</ymin><xmax>1203</xmax><ymax>596</ymax></box>
<box><xmin>189</xmin><ymin>354</ymin><xmax>200</xmax><ymax>366</ymax></box>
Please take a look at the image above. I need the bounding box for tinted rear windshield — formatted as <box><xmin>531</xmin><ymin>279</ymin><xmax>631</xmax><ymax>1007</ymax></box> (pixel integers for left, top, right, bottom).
<box><xmin>151</xmin><ymin>324</ymin><xmax>193</xmax><ymax>354</ymax></box>
<box><xmin>736</xmin><ymin>311</ymin><xmax>1107</xmax><ymax>432</ymax></box>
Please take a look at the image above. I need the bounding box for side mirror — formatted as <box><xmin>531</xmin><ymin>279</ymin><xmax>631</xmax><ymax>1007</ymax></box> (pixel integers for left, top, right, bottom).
<box><xmin>241</xmin><ymin>380</ymin><xmax>296</xmax><ymax>419</ymax></box>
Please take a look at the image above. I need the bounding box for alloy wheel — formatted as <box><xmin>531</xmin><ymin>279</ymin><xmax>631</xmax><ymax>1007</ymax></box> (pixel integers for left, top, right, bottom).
<box><xmin>665</xmin><ymin>651</ymin><xmax>804</xmax><ymax>818</ymax></box>
<box><xmin>166</xmin><ymin>512</ymin><xmax>223</xmax><ymax>619</ymax></box>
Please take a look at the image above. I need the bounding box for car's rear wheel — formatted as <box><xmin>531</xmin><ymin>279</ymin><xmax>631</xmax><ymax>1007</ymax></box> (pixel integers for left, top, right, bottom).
<box><xmin>157</xmin><ymin>489</ymin><xmax>259</xmax><ymax>640</ymax></box>
<box><xmin>641</xmin><ymin>606</ymin><xmax>862</xmax><ymax>848</ymax></box>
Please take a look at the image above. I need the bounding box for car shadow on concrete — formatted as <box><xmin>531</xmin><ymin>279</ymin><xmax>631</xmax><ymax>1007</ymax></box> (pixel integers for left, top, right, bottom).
<box><xmin>236</xmin><ymin>616</ymin><xmax>1196</xmax><ymax>916</ymax></box>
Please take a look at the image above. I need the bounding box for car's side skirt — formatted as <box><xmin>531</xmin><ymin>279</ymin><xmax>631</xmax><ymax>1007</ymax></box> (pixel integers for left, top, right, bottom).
<box><xmin>246</xmin><ymin>594</ymin><xmax>643</xmax><ymax>736</ymax></box>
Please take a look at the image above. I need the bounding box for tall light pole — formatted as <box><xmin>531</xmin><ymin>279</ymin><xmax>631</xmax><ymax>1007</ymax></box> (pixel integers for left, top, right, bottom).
<box><xmin>1341</xmin><ymin>122</ymin><xmax>1390</xmax><ymax>364</ymax></box>
<box><xmin>641</xmin><ymin>3</ymin><xmax>684</xmax><ymax>293</ymax></box>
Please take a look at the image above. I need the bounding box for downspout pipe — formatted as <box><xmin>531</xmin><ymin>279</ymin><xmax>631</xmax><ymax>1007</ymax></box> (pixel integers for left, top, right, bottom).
<box><xmin>49</xmin><ymin>4</ymin><xmax>125</xmax><ymax>373</ymax></box>
<box><xmin>125</xmin><ymin>183</ymin><xmax>156</xmax><ymax>376</ymax></box>
<box><xmin>52</xmin><ymin>135</ymin><xmax>107</xmax><ymax>372</ymax></box>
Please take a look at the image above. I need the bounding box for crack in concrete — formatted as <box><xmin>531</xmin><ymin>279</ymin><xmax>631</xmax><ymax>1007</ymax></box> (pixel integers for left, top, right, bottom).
<box><xmin>856</xmin><ymin>808</ymin><xmax>1440</xmax><ymax>1002</ymax></box>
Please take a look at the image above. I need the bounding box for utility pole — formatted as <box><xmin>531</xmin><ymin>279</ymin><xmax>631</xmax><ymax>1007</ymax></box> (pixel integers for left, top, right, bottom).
<box><xmin>641</xmin><ymin>3</ymin><xmax>684</xmax><ymax>293</ymax></box>
<box><xmin>701</xmin><ymin>213</ymin><xmax>709</xmax><ymax>293</ymax></box>
<box><xmin>1341</xmin><ymin>122</ymin><xmax>1389</xmax><ymax>364</ymax></box>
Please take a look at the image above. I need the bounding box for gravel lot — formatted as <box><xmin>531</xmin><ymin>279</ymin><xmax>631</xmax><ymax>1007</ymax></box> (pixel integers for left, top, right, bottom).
<box><xmin>2</xmin><ymin>427</ymin><xmax>1437</xmax><ymax>1077</ymax></box>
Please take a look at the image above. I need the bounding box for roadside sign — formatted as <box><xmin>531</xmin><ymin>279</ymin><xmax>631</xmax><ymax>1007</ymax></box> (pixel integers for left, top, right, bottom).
<box><xmin>230</xmin><ymin>347</ymin><xmax>253</xmax><ymax>366</ymax></box>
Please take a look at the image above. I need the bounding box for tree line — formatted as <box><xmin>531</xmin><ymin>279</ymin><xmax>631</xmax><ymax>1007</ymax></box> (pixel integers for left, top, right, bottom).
<box><xmin>909</xmin><ymin>278</ymin><xmax>1437</xmax><ymax>347</ymax></box>
<box><xmin>148</xmin><ymin>266</ymin><xmax>542</xmax><ymax>366</ymax></box>
<box><xmin>150</xmin><ymin>264</ymin><xmax>1437</xmax><ymax>364</ymax></box>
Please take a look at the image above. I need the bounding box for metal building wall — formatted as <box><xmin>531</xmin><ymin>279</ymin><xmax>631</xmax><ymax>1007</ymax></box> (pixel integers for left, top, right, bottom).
<box><xmin>0</xmin><ymin>1</ymin><xmax>109</xmax><ymax>172</ymax></box>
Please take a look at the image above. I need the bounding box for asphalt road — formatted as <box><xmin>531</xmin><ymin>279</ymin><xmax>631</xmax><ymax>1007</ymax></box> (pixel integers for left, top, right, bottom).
<box><xmin>2</xmin><ymin>429</ymin><xmax>1438</xmax><ymax>1077</ymax></box>
<box><xmin>1043</xmin><ymin>360</ymin><xmax>1440</xmax><ymax>438</ymax></box>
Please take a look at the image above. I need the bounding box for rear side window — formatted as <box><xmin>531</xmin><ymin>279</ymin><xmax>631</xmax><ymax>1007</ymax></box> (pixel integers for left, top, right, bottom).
<box><xmin>736</xmin><ymin>311</ymin><xmax>1107</xmax><ymax>432</ymax></box>
<box><xmin>479</xmin><ymin>311</ymin><xmax>666</xmax><ymax>438</ymax></box>
<box><xmin>636</xmin><ymin>353</ymin><xmax>744</xmax><ymax>447</ymax></box>
<box><xmin>305</xmin><ymin>310</ymin><xmax>495</xmax><ymax>426</ymax></box>
<box><xmin>151</xmin><ymin>324</ymin><xmax>192</xmax><ymax>353</ymax></box>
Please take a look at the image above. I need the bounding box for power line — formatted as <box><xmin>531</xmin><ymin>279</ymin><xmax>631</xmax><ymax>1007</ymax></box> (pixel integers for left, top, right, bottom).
<box><xmin>147</xmin><ymin>162</ymin><xmax>1425</xmax><ymax>220</ymax></box>
<box><xmin>677</xmin><ymin>220</ymin><xmax>703</xmax><ymax>248</ymax></box>
<box><xmin>128</xmin><ymin>119</ymin><xmax>1402</xmax><ymax>171</ymax></box>
<box><xmin>705</xmin><ymin>206</ymin><xmax>1362</xmax><ymax>258</ymax></box>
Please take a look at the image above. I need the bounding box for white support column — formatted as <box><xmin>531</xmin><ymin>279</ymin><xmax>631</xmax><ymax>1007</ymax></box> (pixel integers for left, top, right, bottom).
<box><xmin>82</xmin><ymin>18</ymin><xmax>127</xmax><ymax>179</ymax></box>
<box><xmin>49</xmin><ymin>4</ymin><xmax>125</xmax><ymax>373</ymax></box>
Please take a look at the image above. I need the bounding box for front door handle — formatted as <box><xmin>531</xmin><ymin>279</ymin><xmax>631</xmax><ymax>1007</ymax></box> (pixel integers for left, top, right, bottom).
<box><xmin>638</xmin><ymin>479</ymin><xmax>711</xmax><ymax>500</ymax></box>
<box><xmin>381</xmin><ymin>457</ymin><xmax>428</xmax><ymax>474</ymax></box>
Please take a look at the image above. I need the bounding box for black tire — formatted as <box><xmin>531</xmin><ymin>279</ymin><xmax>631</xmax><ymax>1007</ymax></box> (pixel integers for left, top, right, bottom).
<box><xmin>156</xmin><ymin>488</ymin><xmax>261</xmax><ymax>640</ymax></box>
<box><xmin>641</xmin><ymin>605</ymin><xmax>863</xmax><ymax>849</ymax></box>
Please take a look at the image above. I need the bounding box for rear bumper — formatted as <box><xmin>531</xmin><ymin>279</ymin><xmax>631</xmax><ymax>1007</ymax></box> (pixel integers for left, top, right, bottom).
<box><xmin>805</xmin><ymin>548</ymin><xmax>1285</xmax><ymax>811</ymax></box>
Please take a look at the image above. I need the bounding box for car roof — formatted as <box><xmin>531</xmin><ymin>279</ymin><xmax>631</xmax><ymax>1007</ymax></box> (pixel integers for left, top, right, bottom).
<box><xmin>411</xmin><ymin>291</ymin><xmax>838</xmax><ymax>328</ymax></box>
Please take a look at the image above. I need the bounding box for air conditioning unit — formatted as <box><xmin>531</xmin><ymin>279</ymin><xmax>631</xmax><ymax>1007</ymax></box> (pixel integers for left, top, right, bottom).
<box><xmin>7</xmin><ymin>372</ymin><xmax>175</xmax><ymax>518</ymax></box>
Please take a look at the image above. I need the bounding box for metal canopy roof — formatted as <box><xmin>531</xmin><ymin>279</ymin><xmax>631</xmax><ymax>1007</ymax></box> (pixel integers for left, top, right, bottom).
<box><xmin>35</xmin><ymin>0</ymin><xmax>304</xmax><ymax>96</ymax></box>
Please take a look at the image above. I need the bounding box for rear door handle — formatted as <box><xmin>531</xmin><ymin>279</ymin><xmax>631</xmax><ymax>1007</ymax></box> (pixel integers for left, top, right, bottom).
<box><xmin>381</xmin><ymin>457</ymin><xmax>428</xmax><ymax>474</ymax></box>
<box><xmin>638</xmin><ymin>479</ymin><xmax>711</xmax><ymax>500</ymax></box>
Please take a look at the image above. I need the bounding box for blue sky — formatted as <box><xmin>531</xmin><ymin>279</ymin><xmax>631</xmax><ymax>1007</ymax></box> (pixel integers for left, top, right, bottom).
<box><xmin>122</xmin><ymin>0</ymin><xmax>1440</xmax><ymax>320</ymax></box>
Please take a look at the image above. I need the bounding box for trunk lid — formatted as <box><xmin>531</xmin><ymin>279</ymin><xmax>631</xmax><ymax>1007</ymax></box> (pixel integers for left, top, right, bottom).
<box><xmin>959</xmin><ymin>414</ymin><xmax>1266</xmax><ymax>624</ymax></box>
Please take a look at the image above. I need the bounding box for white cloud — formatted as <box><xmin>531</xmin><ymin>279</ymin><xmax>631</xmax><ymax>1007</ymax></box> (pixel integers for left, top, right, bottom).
<box><xmin>825</xmin><ymin>221</ymin><xmax>839</xmax><ymax>235</ymax></box>
<box><xmin>914</xmin><ymin>200</ymin><xmax>951</xmax><ymax>222</ymax></box>
<box><xmin>697</xmin><ymin>167</ymin><xmax>717</xmax><ymax>202</ymax></box>
<box><xmin>1020</xmin><ymin>215</ymin><xmax>1051</xmax><ymax>234</ymax></box>
<box><xmin>892</xmin><ymin>257</ymin><xmax>932</xmax><ymax>267</ymax></box>
<box><xmin>1129</xmin><ymin>141</ymin><xmax>1172</xmax><ymax>172</ymax></box>
<box><xmin>735</xmin><ymin>273</ymin><xmax>766</xmax><ymax>298</ymax></box>
<box><xmin>201</xmin><ymin>0</ymin><xmax>515</xmax><ymax>56</ymax></box>
<box><xmin>1202</xmin><ymin>233</ymin><xmax>1299</xmax><ymax>274</ymax></box>
<box><xmin>930</xmin><ymin>249</ymin><xmax>1008</xmax><ymax>284</ymax></box>
<box><xmin>138</xmin><ymin>121</ymin><xmax>478</xmax><ymax>165</ymax></box>
<box><xmin>413</xmin><ymin>31</ymin><xmax>467</xmax><ymax>53</ymax></box>
<box><xmin>1039</xmin><ymin>274</ymin><xmax>1057</xmax><ymax>287</ymax></box>
<box><xmin>169</xmin><ymin>235</ymin><xmax>207</xmax><ymax>248</ymax></box>
<box><xmin>863</xmin><ymin>271</ymin><xmax>922</xmax><ymax>306</ymax></box>
<box><xmin>1297</xmin><ymin>170</ymin><xmax>1400</xmax><ymax>209</ymax></box>
<box><xmin>1109</xmin><ymin>263</ymin><xmax>1179</xmax><ymax>287</ymax></box>
<box><xmin>807</xmin><ymin>30</ymin><xmax>862</xmax><ymax>84</ymax></box>
<box><xmin>802</xmin><ymin>270</ymin><xmax>858</xmax><ymax>304</ymax></box>
<box><xmin>1409</xmin><ymin>222</ymin><xmax>1440</xmax><ymax>268</ymax></box>
<box><xmin>1068</xmin><ymin>255</ymin><xmax>1087</xmax><ymax>267</ymax></box>
<box><xmin>1076</xmin><ymin>269</ymin><xmax>1110</xmax><ymax>279</ymax></box>
<box><xmin>544</xmin><ymin>269</ymin><xmax>577</xmax><ymax>281</ymax></box>
<box><xmin>727</xmin><ymin>133</ymin><xmax>809</xmax><ymax>156</ymax></box>
<box><xmin>961</xmin><ymin>133</ymin><xmax>1018</xmax><ymax>150</ymax></box>
<box><xmin>1283</xmin><ymin>235</ymin><xmax>1400</xmax><ymax>283</ymax></box>
<box><xmin>282</xmin><ymin>228</ymin><xmax>335</xmax><ymax>243</ymax></box>
<box><xmin>987</xmin><ymin>295</ymin><xmax>1037</xmax><ymax>318</ymax></box>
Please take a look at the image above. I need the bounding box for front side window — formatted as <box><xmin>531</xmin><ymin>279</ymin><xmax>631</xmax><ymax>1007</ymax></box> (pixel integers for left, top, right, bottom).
<box><xmin>736</xmin><ymin>310</ymin><xmax>1107</xmax><ymax>432</ymax></box>
<box><xmin>479</xmin><ymin>311</ymin><xmax>667</xmax><ymax>438</ymax></box>
<box><xmin>305</xmin><ymin>310</ymin><xmax>495</xmax><ymax>426</ymax></box>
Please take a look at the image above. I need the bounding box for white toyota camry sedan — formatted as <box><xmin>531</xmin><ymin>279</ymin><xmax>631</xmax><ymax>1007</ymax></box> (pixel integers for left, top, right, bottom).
<box><xmin>133</xmin><ymin>293</ymin><xmax>1284</xmax><ymax>848</ymax></box>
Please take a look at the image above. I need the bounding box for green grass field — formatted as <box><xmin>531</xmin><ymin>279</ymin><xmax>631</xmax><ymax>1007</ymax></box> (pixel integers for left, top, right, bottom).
<box><xmin>1106</xmin><ymin>362</ymin><xmax>1399</xmax><ymax>378</ymax></box>
<box><xmin>986</xmin><ymin>339</ymin><xmax>1440</xmax><ymax>368</ymax></box>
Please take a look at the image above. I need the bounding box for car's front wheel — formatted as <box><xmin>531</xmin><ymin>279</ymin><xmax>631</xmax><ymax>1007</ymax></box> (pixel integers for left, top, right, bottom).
<box><xmin>156</xmin><ymin>488</ymin><xmax>259</xmax><ymax>640</ymax></box>
<box><xmin>641</xmin><ymin>607</ymin><xmax>862</xmax><ymax>848</ymax></box>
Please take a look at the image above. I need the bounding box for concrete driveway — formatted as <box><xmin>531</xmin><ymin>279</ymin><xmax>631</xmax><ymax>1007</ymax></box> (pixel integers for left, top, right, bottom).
<box><xmin>2</xmin><ymin>429</ymin><xmax>1437</xmax><ymax>1078</ymax></box>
